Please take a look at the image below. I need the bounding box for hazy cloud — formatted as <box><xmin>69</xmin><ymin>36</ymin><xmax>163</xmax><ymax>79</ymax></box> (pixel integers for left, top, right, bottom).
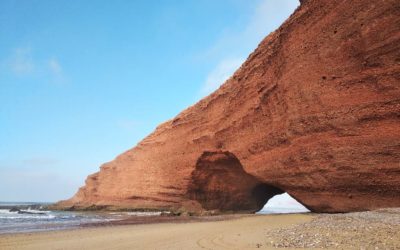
<box><xmin>3</xmin><ymin>47</ymin><xmax>66</xmax><ymax>84</ymax></box>
<box><xmin>199</xmin><ymin>0</ymin><xmax>299</xmax><ymax>97</ymax></box>
<box><xmin>240</xmin><ymin>0</ymin><xmax>299</xmax><ymax>46</ymax></box>
<box><xmin>47</xmin><ymin>58</ymin><xmax>66</xmax><ymax>84</ymax></box>
<box><xmin>201</xmin><ymin>58</ymin><xmax>244</xmax><ymax>96</ymax></box>
<box><xmin>9</xmin><ymin>47</ymin><xmax>35</xmax><ymax>75</ymax></box>
<box><xmin>202</xmin><ymin>0</ymin><xmax>299</xmax><ymax>60</ymax></box>
<box><xmin>48</xmin><ymin>58</ymin><xmax>62</xmax><ymax>75</ymax></box>
<box><xmin>0</xmin><ymin>158</ymin><xmax>83</xmax><ymax>202</ymax></box>
<box><xmin>0</xmin><ymin>168</ymin><xmax>81</xmax><ymax>202</ymax></box>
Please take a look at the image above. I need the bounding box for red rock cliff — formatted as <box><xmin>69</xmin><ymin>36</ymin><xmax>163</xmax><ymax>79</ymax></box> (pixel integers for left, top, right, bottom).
<box><xmin>57</xmin><ymin>0</ymin><xmax>400</xmax><ymax>213</ymax></box>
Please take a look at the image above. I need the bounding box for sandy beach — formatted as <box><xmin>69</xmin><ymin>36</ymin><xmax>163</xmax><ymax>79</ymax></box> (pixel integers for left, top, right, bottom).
<box><xmin>0</xmin><ymin>213</ymin><xmax>311</xmax><ymax>250</ymax></box>
<box><xmin>1</xmin><ymin>209</ymin><xmax>400</xmax><ymax>250</ymax></box>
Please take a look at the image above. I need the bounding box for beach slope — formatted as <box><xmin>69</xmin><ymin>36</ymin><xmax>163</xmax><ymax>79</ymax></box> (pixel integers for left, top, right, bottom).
<box><xmin>2</xmin><ymin>209</ymin><xmax>400</xmax><ymax>249</ymax></box>
<box><xmin>0</xmin><ymin>214</ymin><xmax>310</xmax><ymax>250</ymax></box>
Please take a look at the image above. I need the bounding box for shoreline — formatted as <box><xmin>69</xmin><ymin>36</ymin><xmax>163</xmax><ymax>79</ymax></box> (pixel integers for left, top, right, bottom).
<box><xmin>0</xmin><ymin>212</ymin><xmax>300</xmax><ymax>236</ymax></box>
<box><xmin>82</xmin><ymin>213</ymin><xmax>253</xmax><ymax>228</ymax></box>
<box><xmin>1</xmin><ymin>209</ymin><xmax>399</xmax><ymax>249</ymax></box>
<box><xmin>0</xmin><ymin>213</ymin><xmax>312</xmax><ymax>250</ymax></box>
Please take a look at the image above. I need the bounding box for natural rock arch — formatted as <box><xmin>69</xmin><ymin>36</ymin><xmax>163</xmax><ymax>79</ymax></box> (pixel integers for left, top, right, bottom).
<box><xmin>55</xmin><ymin>0</ymin><xmax>400</xmax><ymax>213</ymax></box>
<box><xmin>187</xmin><ymin>151</ymin><xmax>286</xmax><ymax>213</ymax></box>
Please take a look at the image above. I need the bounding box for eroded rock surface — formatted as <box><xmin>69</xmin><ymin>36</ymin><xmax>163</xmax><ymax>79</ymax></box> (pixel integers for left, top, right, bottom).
<box><xmin>56</xmin><ymin>0</ymin><xmax>400</xmax><ymax>213</ymax></box>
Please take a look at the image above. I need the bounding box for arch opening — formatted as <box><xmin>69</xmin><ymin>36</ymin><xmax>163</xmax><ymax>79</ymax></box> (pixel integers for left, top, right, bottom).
<box><xmin>187</xmin><ymin>151</ymin><xmax>286</xmax><ymax>213</ymax></box>
<box><xmin>257</xmin><ymin>192</ymin><xmax>310</xmax><ymax>214</ymax></box>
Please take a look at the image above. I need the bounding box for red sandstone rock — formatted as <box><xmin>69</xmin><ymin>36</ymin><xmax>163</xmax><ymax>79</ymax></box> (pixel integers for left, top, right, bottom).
<box><xmin>56</xmin><ymin>0</ymin><xmax>400</xmax><ymax>213</ymax></box>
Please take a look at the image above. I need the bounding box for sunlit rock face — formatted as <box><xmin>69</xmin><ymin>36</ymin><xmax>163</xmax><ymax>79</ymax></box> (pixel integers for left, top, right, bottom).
<box><xmin>56</xmin><ymin>0</ymin><xmax>400</xmax><ymax>213</ymax></box>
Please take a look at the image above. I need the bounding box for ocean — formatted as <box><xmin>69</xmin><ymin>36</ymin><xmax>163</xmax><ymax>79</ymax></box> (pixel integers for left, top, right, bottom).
<box><xmin>0</xmin><ymin>202</ymin><xmax>161</xmax><ymax>234</ymax></box>
<box><xmin>0</xmin><ymin>200</ymin><xmax>309</xmax><ymax>234</ymax></box>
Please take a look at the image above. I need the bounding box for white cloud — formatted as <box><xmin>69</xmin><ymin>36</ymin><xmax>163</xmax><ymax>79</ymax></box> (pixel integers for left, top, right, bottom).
<box><xmin>48</xmin><ymin>58</ymin><xmax>62</xmax><ymax>75</ymax></box>
<box><xmin>2</xmin><ymin>47</ymin><xmax>66</xmax><ymax>84</ymax></box>
<box><xmin>47</xmin><ymin>58</ymin><xmax>66</xmax><ymax>84</ymax></box>
<box><xmin>199</xmin><ymin>0</ymin><xmax>299</xmax><ymax>98</ymax></box>
<box><xmin>242</xmin><ymin>0</ymin><xmax>300</xmax><ymax>44</ymax></box>
<box><xmin>10</xmin><ymin>47</ymin><xmax>35</xmax><ymax>75</ymax></box>
<box><xmin>201</xmin><ymin>57</ymin><xmax>244</xmax><ymax>96</ymax></box>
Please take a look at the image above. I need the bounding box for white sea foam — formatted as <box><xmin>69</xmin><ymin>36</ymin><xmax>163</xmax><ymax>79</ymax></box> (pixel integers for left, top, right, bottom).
<box><xmin>0</xmin><ymin>208</ymin><xmax>55</xmax><ymax>219</ymax></box>
<box><xmin>125</xmin><ymin>211</ymin><xmax>163</xmax><ymax>216</ymax></box>
<box><xmin>0</xmin><ymin>209</ymin><xmax>18</xmax><ymax>214</ymax></box>
<box><xmin>0</xmin><ymin>203</ymin><xmax>121</xmax><ymax>233</ymax></box>
<box><xmin>0</xmin><ymin>215</ymin><xmax>56</xmax><ymax>219</ymax></box>
<box><xmin>20</xmin><ymin>208</ymin><xmax>51</xmax><ymax>214</ymax></box>
<box><xmin>0</xmin><ymin>213</ymin><xmax>56</xmax><ymax>219</ymax></box>
<box><xmin>108</xmin><ymin>211</ymin><xmax>166</xmax><ymax>217</ymax></box>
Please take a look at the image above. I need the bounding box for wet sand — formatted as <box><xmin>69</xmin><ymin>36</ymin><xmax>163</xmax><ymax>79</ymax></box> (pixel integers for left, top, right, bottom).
<box><xmin>0</xmin><ymin>213</ymin><xmax>311</xmax><ymax>250</ymax></box>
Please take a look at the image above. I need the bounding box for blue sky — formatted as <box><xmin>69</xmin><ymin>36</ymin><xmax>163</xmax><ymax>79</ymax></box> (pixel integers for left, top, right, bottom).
<box><xmin>0</xmin><ymin>0</ymin><xmax>299</xmax><ymax>202</ymax></box>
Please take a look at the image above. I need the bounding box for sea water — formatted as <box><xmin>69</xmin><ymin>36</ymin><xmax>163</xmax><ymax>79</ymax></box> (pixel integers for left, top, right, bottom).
<box><xmin>0</xmin><ymin>196</ymin><xmax>309</xmax><ymax>234</ymax></box>
<box><xmin>0</xmin><ymin>202</ymin><xmax>160</xmax><ymax>234</ymax></box>
<box><xmin>0</xmin><ymin>202</ymin><xmax>116</xmax><ymax>234</ymax></box>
